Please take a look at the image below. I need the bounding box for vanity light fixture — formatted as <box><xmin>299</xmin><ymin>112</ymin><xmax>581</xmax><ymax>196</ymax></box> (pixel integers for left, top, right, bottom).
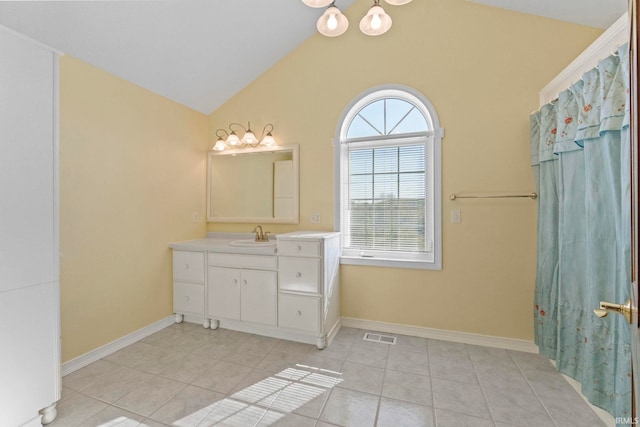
<box><xmin>213</xmin><ymin>122</ymin><xmax>276</xmax><ymax>151</ymax></box>
<box><xmin>303</xmin><ymin>0</ymin><xmax>410</xmax><ymax>37</ymax></box>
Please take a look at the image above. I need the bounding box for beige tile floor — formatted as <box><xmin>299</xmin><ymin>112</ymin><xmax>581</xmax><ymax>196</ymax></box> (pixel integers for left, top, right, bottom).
<box><xmin>49</xmin><ymin>323</ymin><xmax>605</xmax><ymax>427</ymax></box>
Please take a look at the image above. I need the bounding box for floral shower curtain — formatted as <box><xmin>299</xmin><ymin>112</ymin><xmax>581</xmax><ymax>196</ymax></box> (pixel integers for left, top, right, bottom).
<box><xmin>530</xmin><ymin>44</ymin><xmax>631</xmax><ymax>418</ymax></box>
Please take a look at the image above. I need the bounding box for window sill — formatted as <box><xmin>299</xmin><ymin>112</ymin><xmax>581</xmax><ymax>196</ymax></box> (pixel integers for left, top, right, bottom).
<box><xmin>340</xmin><ymin>255</ymin><xmax>442</xmax><ymax>271</ymax></box>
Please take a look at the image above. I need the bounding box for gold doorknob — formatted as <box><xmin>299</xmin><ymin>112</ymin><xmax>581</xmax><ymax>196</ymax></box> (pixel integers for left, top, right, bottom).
<box><xmin>593</xmin><ymin>298</ymin><xmax>633</xmax><ymax>324</ymax></box>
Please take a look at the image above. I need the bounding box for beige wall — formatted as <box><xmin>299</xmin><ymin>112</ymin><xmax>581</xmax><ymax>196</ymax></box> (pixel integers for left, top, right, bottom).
<box><xmin>60</xmin><ymin>56</ymin><xmax>208</xmax><ymax>362</ymax></box>
<box><xmin>208</xmin><ymin>0</ymin><xmax>602</xmax><ymax>340</ymax></box>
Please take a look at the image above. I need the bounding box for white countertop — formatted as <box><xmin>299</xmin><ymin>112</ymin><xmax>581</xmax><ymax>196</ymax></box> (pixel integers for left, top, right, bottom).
<box><xmin>169</xmin><ymin>232</ymin><xmax>277</xmax><ymax>255</ymax></box>
<box><xmin>169</xmin><ymin>231</ymin><xmax>340</xmax><ymax>255</ymax></box>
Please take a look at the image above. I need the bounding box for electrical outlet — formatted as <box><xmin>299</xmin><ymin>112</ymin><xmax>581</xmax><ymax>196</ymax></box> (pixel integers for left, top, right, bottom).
<box><xmin>193</xmin><ymin>212</ymin><xmax>199</xmax><ymax>223</ymax></box>
<box><xmin>451</xmin><ymin>209</ymin><xmax>461</xmax><ymax>224</ymax></box>
<box><xmin>311</xmin><ymin>213</ymin><xmax>321</xmax><ymax>224</ymax></box>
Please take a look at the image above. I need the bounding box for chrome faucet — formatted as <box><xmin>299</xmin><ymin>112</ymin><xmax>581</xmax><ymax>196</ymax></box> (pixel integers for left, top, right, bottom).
<box><xmin>252</xmin><ymin>225</ymin><xmax>270</xmax><ymax>242</ymax></box>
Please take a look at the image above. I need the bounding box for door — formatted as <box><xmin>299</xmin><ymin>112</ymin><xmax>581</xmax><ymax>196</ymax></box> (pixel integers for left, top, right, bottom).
<box><xmin>208</xmin><ymin>266</ymin><xmax>241</xmax><ymax>321</ymax></box>
<box><xmin>632</xmin><ymin>0</ymin><xmax>640</xmax><ymax>417</ymax></box>
<box><xmin>240</xmin><ymin>269</ymin><xmax>277</xmax><ymax>325</ymax></box>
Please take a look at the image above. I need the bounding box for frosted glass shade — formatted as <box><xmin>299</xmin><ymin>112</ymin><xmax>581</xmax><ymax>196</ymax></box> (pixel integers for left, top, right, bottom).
<box><xmin>317</xmin><ymin>6</ymin><xmax>349</xmax><ymax>37</ymax></box>
<box><xmin>213</xmin><ymin>139</ymin><xmax>226</xmax><ymax>151</ymax></box>
<box><xmin>385</xmin><ymin>0</ymin><xmax>412</xmax><ymax>5</ymax></box>
<box><xmin>261</xmin><ymin>132</ymin><xmax>276</xmax><ymax>147</ymax></box>
<box><xmin>226</xmin><ymin>132</ymin><xmax>240</xmax><ymax>146</ymax></box>
<box><xmin>241</xmin><ymin>130</ymin><xmax>257</xmax><ymax>145</ymax></box>
<box><xmin>360</xmin><ymin>5</ymin><xmax>392</xmax><ymax>36</ymax></box>
<box><xmin>302</xmin><ymin>0</ymin><xmax>333</xmax><ymax>7</ymax></box>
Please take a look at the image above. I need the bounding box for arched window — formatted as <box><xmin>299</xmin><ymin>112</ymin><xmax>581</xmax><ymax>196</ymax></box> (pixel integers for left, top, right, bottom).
<box><xmin>335</xmin><ymin>85</ymin><xmax>443</xmax><ymax>270</ymax></box>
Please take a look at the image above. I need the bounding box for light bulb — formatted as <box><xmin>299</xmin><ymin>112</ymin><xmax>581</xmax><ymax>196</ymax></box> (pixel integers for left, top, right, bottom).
<box><xmin>371</xmin><ymin>13</ymin><xmax>381</xmax><ymax>29</ymax></box>
<box><xmin>242</xmin><ymin>131</ymin><xmax>256</xmax><ymax>145</ymax></box>
<box><xmin>327</xmin><ymin>13</ymin><xmax>338</xmax><ymax>30</ymax></box>
<box><xmin>317</xmin><ymin>6</ymin><xmax>349</xmax><ymax>37</ymax></box>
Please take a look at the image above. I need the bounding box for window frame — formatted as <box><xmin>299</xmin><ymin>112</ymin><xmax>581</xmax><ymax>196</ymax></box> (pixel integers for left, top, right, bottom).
<box><xmin>334</xmin><ymin>85</ymin><xmax>443</xmax><ymax>270</ymax></box>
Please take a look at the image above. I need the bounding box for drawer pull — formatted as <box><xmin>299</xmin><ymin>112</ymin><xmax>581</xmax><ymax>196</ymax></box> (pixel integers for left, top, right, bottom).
<box><xmin>296</xmin><ymin>272</ymin><xmax>302</xmax><ymax>278</ymax></box>
<box><xmin>296</xmin><ymin>310</ymin><xmax>302</xmax><ymax>317</ymax></box>
<box><xmin>233</xmin><ymin>279</ymin><xmax>238</xmax><ymax>285</ymax></box>
<box><xmin>297</xmin><ymin>245</ymin><xmax>302</xmax><ymax>251</ymax></box>
<box><xmin>243</xmin><ymin>280</ymin><xmax>248</xmax><ymax>285</ymax></box>
<box><xmin>185</xmin><ymin>296</ymin><xmax>190</xmax><ymax>302</ymax></box>
<box><xmin>185</xmin><ymin>263</ymin><xmax>190</xmax><ymax>270</ymax></box>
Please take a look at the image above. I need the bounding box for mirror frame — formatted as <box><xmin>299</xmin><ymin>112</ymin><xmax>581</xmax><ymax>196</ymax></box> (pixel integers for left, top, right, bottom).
<box><xmin>206</xmin><ymin>144</ymin><xmax>299</xmax><ymax>224</ymax></box>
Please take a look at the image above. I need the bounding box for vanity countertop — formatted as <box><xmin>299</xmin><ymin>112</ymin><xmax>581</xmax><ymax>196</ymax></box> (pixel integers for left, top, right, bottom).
<box><xmin>169</xmin><ymin>232</ymin><xmax>277</xmax><ymax>255</ymax></box>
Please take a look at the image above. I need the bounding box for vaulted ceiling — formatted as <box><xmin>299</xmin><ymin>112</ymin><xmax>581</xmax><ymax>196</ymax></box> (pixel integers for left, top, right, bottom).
<box><xmin>0</xmin><ymin>1</ymin><xmax>627</xmax><ymax>114</ymax></box>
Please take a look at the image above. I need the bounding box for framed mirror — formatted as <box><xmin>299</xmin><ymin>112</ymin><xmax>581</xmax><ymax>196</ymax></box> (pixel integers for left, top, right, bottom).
<box><xmin>207</xmin><ymin>144</ymin><xmax>299</xmax><ymax>223</ymax></box>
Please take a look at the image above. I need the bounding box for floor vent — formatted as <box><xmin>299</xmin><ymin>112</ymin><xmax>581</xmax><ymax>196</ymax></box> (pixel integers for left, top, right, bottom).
<box><xmin>363</xmin><ymin>332</ymin><xmax>397</xmax><ymax>345</ymax></box>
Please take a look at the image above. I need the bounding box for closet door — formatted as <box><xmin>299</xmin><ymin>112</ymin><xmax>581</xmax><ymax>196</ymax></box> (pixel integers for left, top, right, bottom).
<box><xmin>0</xmin><ymin>26</ymin><xmax>60</xmax><ymax>426</ymax></box>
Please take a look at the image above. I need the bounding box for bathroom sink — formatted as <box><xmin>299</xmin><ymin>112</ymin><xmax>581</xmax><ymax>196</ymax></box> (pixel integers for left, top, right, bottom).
<box><xmin>229</xmin><ymin>239</ymin><xmax>276</xmax><ymax>247</ymax></box>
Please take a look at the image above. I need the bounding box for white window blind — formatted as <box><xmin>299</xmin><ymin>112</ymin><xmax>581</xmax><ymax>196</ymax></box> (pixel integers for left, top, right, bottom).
<box><xmin>340</xmin><ymin>135</ymin><xmax>434</xmax><ymax>262</ymax></box>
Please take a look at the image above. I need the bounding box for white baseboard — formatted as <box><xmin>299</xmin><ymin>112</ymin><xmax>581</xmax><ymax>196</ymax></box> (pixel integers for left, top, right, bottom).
<box><xmin>61</xmin><ymin>315</ymin><xmax>175</xmax><ymax>377</ymax></box>
<box><xmin>340</xmin><ymin>317</ymin><xmax>538</xmax><ymax>353</ymax></box>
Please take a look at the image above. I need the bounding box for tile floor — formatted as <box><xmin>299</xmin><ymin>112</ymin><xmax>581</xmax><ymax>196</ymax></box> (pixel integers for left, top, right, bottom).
<box><xmin>49</xmin><ymin>323</ymin><xmax>605</xmax><ymax>427</ymax></box>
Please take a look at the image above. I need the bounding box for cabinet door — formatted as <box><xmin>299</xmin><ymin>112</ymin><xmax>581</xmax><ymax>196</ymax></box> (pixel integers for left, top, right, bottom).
<box><xmin>173</xmin><ymin>251</ymin><xmax>204</xmax><ymax>283</ymax></box>
<box><xmin>279</xmin><ymin>256</ymin><xmax>320</xmax><ymax>294</ymax></box>
<box><xmin>278</xmin><ymin>294</ymin><xmax>320</xmax><ymax>333</ymax></box>
<box><xmin>208</xmin><ymin>266</ymin><xmax>240</xmax><ymax>320</ymax></box>
<box><xmin>173</xmin><ymin>282</ymin><xmax>204</xmax><ymax>316</ymax></box>
<box><xmin>241</xmin><ymin>270</ymin><xmax>277</xmax><ymax>326</ymax></box>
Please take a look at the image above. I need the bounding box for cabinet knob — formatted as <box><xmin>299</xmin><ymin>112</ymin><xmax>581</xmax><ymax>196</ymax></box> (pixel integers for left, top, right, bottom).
<box><xmin>296</xmin><ymin>272</ymin><xmax>302</xmax><ymax>278</ymax></box>
<box><xmin>296</xmin><ymin>310</ymin><xmax>302</xmax><ymax>317</ymax></box>
<box><xmin>185</xmin><ymin>263</ymin><xmax>190</xmax><ymax>270</ymax></box>
<box><xmin>297</xmin><ymin>245</ymin><xmax>302</xmax><ymax>251</ymax></box>
<box><xmin>185</xmin><ymin>296</ymin><xmax>190</xmax><ymax>302</ymax></box>
<box><xmin>233</xmin><ymin>279</ymin><xmax>238</xmax><ymax>285</ymax></box>
<box><xmin>243</xmin><ymin>280</ymin><xmax>247</xmax><ymax>285</ymax></box>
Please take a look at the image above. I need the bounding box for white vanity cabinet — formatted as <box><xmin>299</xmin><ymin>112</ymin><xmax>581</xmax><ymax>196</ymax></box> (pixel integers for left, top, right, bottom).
<box><xmin>170</xmin><ymin>232</ymin><xmax>340</xmax><ymax>349</ymax></box>
<box><xmin>172</xmin><ymin>250</ymin><xmax>208</xmax><ymax>327</ymax></box>
<box><xmin>207</xmin><ymin>252</ymin><xmax>278</xmax><ymax>329</ymax></box>
<box><xmin>276</xmin><ymin>231</ymin><xmax>341</xmax><ymax>349</ymax></box>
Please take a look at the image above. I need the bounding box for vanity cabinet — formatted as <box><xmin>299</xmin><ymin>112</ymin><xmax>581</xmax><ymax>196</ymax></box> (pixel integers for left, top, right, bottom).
<box><xmin>276</xmin><ymin>231</ymin><xmax>341</xmax><ymax>349</ymax></box>
<box><xmin>207</xmin><ymin>253</ymin><xmax>278</xmax><ymax>329</ymax></box>
<box><xmin>170</xmin><ymin>231</ymin><xmax>340</xmax><ymax>349</ymax></box>
<box><xmin>172</xmin><ymin>250</ymin><xmax>207</xmax><ymax>327</ymax></box>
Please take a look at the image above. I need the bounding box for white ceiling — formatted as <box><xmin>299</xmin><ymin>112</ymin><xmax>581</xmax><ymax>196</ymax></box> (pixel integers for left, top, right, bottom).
<box><xmin>468</xmin><ymin>0</ymin><xmax>627</xmax><ymax>30</ymax></box>
<box><xmin>0</xmin><ymin>0</ymin><xmax>627</xmax><ymax>115</ymax></box>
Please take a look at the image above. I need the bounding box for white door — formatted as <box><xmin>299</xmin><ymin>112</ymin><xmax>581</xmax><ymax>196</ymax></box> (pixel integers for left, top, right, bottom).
<box><xmin>240</xmin><ymin>269</ymin><xmax>277</xmax><ymax>325</ymax></box>
<box><xmin>631</xmin><ymin>1</ymin><xmax>640</xmax><ymax>417</ymax></box>
<box><xmin>208</xmin><ymin>266</ymin><xmax>241</xmax><ymax>321</ymax></box>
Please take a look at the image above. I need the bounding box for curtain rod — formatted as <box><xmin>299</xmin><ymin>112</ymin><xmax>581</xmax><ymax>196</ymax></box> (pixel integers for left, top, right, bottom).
<box><xmin>449</xmin><ymin>193</ymin><xmax>537</xmax><ymax>201</ymax></box>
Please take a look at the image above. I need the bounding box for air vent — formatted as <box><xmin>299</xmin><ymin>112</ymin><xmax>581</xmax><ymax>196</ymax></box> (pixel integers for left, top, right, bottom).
<box><xmin>363</xmin><ymin>332</ymin><xmax>396</xmax><ymax>345</ymax></box>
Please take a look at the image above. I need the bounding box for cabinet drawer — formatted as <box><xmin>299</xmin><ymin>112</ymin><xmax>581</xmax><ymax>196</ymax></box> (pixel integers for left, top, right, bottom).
<box><xmin>279</xmin><ymin>257</ymin><xmax>320</xmax><ymax>293</ymax></box>
<box><xmin>208</xmin><ymin>253</ymin><xmax>277</xmax><ymax>270</ymax></box>
<box><xmin>278</xmin><ymin>294</ymin><xmax>319</xmax><ymax>333</ymax></box>
<box><xmin>173</xmin><ymin>251</ymin><xmax>205</xmax><ymax>283</ymax></box>
<box><xmin>277</xmin><ymin>240</ymin><xmax>320</xmax><ymax>257</ymax></box>
<box><xmin>173</xmin><ymin>281</ymin><xmax>204</xmax><ymax>315</ymax></box>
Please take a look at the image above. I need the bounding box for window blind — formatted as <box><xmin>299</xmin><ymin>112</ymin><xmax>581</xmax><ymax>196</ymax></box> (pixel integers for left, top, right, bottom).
<box><xmin>344</xmin><ymin>143</ymin><xmax>428</xmax><ymax>254</ymax></box>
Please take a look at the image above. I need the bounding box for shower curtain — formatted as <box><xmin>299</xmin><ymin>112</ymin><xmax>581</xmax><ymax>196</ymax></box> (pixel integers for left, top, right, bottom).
<box><xmin>531</xmin><ymin>44</ymin><xmax>631</xmax><ymax>418</ymax></box>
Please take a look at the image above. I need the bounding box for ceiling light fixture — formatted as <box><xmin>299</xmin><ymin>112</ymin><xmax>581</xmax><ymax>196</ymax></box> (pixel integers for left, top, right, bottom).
<box><xmin>303</xmin><ymin>0</ymin><xmax>411</xmax><ymax>37</ymax></box>
<box><xmin>213</xmin><ymin>122</ymin><xmax>276</xmax><ymax>151</ymax></box>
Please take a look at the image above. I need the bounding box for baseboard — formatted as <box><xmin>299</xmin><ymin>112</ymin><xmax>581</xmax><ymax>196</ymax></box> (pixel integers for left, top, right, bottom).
<box><xmin>61</xmin><ymin>315</ymin><xmax>175</xmax><ymax>377</ymax></box>
<box><xmin>340</xmin><ymin>317</ymin><xmax>538</xmax><ymax>353</ymax></box>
